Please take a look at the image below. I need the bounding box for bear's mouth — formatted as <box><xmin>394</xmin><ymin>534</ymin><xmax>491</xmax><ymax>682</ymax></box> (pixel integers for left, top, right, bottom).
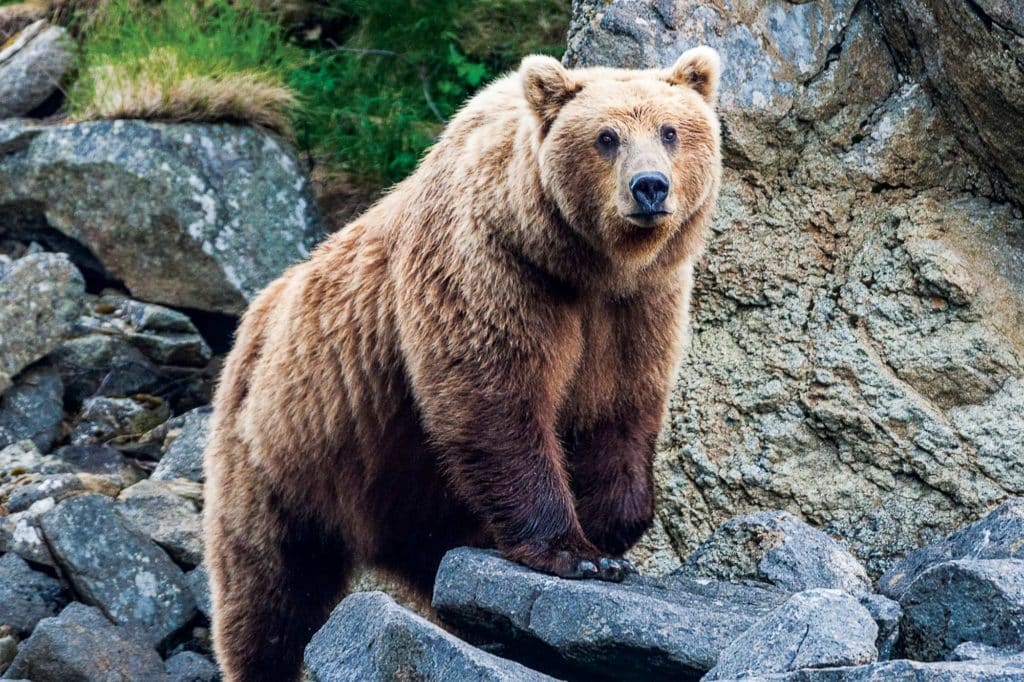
<box><xmin>625</xmin><ymin>210</ymin><xmax>672</xmax><ymax>227</ymax></box>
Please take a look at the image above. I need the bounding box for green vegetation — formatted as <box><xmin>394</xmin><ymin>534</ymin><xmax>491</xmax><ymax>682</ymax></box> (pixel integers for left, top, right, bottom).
<box><xmin>57</xmin><ymin>0</ymin><xmax>569</xmax><ymax>191</ymax></box>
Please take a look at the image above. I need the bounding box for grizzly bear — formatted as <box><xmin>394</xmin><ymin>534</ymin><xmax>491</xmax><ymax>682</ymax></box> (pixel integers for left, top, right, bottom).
<box><xmin>204</xmin><ymin>47</ymin><xmax>722</xmax><ymax>681</ymax></box>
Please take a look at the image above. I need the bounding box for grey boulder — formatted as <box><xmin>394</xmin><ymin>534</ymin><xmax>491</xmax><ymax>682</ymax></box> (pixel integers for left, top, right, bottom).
<box><xmin>880</xmin><ymin>498</ymin><xmax>1024</xmax><ymax>601</ymax></box>
<box><xmin>712</xmin><ymin>659</ymin><xmax>1024</xmax><ymax>681</ymax></box>
<box><xmin>433</xmin><ymin>547</ymin><xmax>787</xmax><ymax>680</ymax></box>
<box><xmin>858</xmin><ymin>593</ymin><xmax>902</xmax><ymax>662</ymax></box>
<box><xmin>186</xmin><ymin>564</ymin><xmax>212</xmax><ymax>619</ymax></box>
<box><xmin>680</xmin><ymin>510</ymin><xmax>870</xmax><ymax>595</ymax></box>
<box><xmin>0</xmin><ymin>252</ymin><xmax>84</xmax><ymax>393</ymax></box>
<box><xmin>2</xmin><ymin>602</ymin><xmax>166</xmax><ymax>681</ymax></box>
<box><xmin>305</xmin><ymin>591</ymin><xmax>554</xmax><ymax>682</ymax></box>
<box><xmin>117</xmin><ymin>478</ymin><xmax>204</xmax><ymax>566</ymax></box>
<box><xmin>0</xmin><ymin>497</ymin><xmax>57</xmax><ymax>566</ymax></box>
<box><xmin>0</xmin><ymin>552</ymin><xmax>66</xmax><ymax>636</ymax></box>
<box><xmin>899</xmin><ymin>559</ymin><xmax>1024</xmax><ymax>662</ymax></box>
<box><xmin>4</xmin><ymin>473</ymin><xmax>83</xmax><ymax>513</ymax></box>
<box><xmin>152</xmin><ymin>406</ymin><xmax>210</xmax><ymax>483</ymax></box>
<box><xmin>69</xmin><ymin>395</ymin><xmax>170</xmax><ymax>447</ymax></box>
<box><xmin>0</xmin><ymin>21</ymin><xmax>71</xmax><ymax>118</ymax></box>
<box><xmin>705</xmin><ymin>589</ymin><xmax>877</xmax><ymax>680</ymax></box>
<box><xmin>39</xmin><ymin>493</ymin><xmax>196</xmax><ymax>646</ymax></box>
<box><xmin>165</xmin><ymin>651</ymin><xmax>219</xmax><ymax>682</ymax></box>
<box><xmin>0</xmin><ymin>120</ymin><xmax>323</xmax><ymax>314</ymax></box>
<box><xmin>0</xmin><ymin>364</ymin><xmax>63</xmax><ymax>452</ymax></box>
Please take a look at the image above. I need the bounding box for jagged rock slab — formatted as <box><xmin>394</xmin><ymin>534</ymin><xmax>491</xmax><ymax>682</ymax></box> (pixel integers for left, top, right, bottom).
<box><xmin>0</xmin><ymin>252</ymin><xmax>84</xmax><ymax>393</ymax></box>
<box><xmin>305</xmin><ymin>591</ymin><xmax>555</xmax><ymax>682</ymax></box>
<box><xmin>0</xmin><ymin>21</ymin><xmax>71</xmax><ymax>118</ymax></box>
<box><xmin>433</xmin><ymin>548</ymin><xmax>788</xmax><ymax>680</ymax></box>
<box><xmin>4</xmin><ymin>473</ymin><xmax>83</xmax><ymax>513</ymax></box>
<box><xmin>0</xmin><ymin>553</ymin><xmax>66</xmax><ymax>636</ymax></box>
<box><xmin>858</xmin><ymin>593</ymin><xmax>901</xmax><ymax>662</ymax></box>
<box><xmin>0</xmin><ymin>364</ymin><xmax>63</xmax><ymax>452</ymax></box>
<box><xmin>38</xmin><ymin>493</ymin><xmax>196</xmax><ymax>646</ymax></box>
<box><xmin>679</xmin><ymin>510</ymin><xmax>870</xmax><ymax>594</ymax></box>
<box><xmin>0</xmin><ymin>120</ymin><xmax>323</xmax><ymax>314</ymax></box>
<box><xmin>900</xmin><ymin>559</ymin><xmax>1024</xmax><ymax>661</ymax></box>
<box><xmin>880</xmin><ymin>498</ymin><xmax>1024</xmax><ymax>600</ymax></box>
<box><xmin>186</xmin><ymin>564</ymin><xmax>212</xmax><ymax>619</ymax></box>
<box><xmin>51</xmin><ymin>444</ymin><xmax>143</xmax><ymax>486</ymax></box>
<box><xmin>69</xmin><ymin>395</ymin><xmax>170</xmax><ymax>446</ymax></box>
<box><xmin>117</xmin><ymin>478</ymin><xmax>204</xmax><ymax>566</ymax></box>
<box><xmin>705</xmin><ymin>589</ymin><xmax>877</xmax><ymax>680</ymax></box>
<box><xmin>165</xmin><ymin>651</ymin><xmax>219</xmax><ymax>681</ymax></box>
<box><xmin>713</xmin><ymin>658</ymin><xmax>1024</xmax><ymax>681</ymax></box>
<box><xmin>2</xmin><ymin>602</ymin><xmax>166</xmax><ymax>681</ymax></box>
<box><xmin>152</xmin><ymin>406</ymin><xmax>210</xmax><ymax>483</ymax></box>
<box><xmin>0</xmin><ymin>497</ymin><xmax>57</xmax><ymax>566</ymax></box>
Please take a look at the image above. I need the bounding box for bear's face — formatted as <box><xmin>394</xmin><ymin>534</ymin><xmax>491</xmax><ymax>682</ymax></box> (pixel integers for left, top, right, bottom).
<box><xmin>523</xmin><ymin>48</ymin><xmax>721</xmax><ymax>267</ymax></box>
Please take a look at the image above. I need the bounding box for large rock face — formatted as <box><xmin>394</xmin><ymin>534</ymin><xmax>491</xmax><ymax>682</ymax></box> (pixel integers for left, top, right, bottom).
<box><xmin>0</xmin><ymin>120</ymin><xmax>323</xmax><ymax>314</ymax></box>
<box><xmin>567</xmin><ymin>0</ymin><xmax>1024</xmax><ymax>576</ymax></box>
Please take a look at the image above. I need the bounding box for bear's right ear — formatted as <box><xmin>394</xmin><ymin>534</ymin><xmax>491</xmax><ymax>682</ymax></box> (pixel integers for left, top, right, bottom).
<box><xmin>664</xmin><ymin>46</ymin><xmax>721</xmax><ymax>105</ymax></box>
<box><xmin>521</xmin><ymin>55</ymin><xmax>580</xmax><ymax>129</ymax></box>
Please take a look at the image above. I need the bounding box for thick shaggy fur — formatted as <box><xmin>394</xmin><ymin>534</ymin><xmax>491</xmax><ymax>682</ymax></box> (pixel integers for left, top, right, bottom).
<box><xmin>204</xmin><ymin>47</ymin><xmax>722</xmax><ymax>682</ymax></box>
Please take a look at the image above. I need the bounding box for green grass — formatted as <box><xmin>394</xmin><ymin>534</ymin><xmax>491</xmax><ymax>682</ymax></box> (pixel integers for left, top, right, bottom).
<box><xmin>64</xmin><ymin>0</ymin><xmax>570</xmax><ymax>191</ymax></box>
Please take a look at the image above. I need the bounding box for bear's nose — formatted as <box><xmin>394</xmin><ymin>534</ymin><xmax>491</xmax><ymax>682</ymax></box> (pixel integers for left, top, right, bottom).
<box><xmin>629</xmin><ymin>172</ymin><xmax>670</xmax><ymax>213</ymax></box>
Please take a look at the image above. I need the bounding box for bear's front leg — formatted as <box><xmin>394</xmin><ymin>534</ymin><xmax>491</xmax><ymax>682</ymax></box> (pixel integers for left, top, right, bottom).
<box><xmin>569</xmin><ymin>415</ymin><xmax>659</xmax><ymax>557</ymax></box>
<box><xmin>431</xmin><ymin>399</ymin><xmax>633</xmax><ymax>582</ymax></box>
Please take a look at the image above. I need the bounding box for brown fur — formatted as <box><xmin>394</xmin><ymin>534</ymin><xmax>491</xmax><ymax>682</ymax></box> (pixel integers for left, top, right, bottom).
<box><xmin>204</xmin><ymin>47</ymin><xmax>722</xmax><ymax>682</ymax></box>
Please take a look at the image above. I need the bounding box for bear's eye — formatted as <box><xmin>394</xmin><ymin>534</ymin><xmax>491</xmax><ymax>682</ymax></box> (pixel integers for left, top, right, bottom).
<box><xmin>661</xmin><ymin>126</ymin><xmax>678</xmax><ymax>145</ymax></box>
<box><xmin>595</xmin><ymin>129</ymin><xmax>619</xmax><ymax>156</ymax></box>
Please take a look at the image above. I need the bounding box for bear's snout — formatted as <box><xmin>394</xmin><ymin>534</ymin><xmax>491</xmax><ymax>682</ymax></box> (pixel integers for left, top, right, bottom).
<box><xmin>628</xmin><ymin>172</ymin><xmax>670</xmax><ymax>216</ymax></box>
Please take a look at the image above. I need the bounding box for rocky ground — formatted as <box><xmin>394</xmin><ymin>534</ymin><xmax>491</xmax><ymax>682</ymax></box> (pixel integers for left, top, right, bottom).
<box><xmin>2</xmin><ymin>1</ymin><xmax>1024</xmax><ymax>681</ymax></box>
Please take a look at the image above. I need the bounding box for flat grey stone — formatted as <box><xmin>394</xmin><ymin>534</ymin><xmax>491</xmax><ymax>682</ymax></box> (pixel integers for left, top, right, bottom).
<box><xmin>880</xmin><ymin>499</ymin><xmax>1024</xmax><ymax>601</ymax></box>
<box><xmin>152</xmin><ymin>406</ymin><xmax>210</xmax><ymax>483</ymax></box>
<box><xmin>117</xmin><ymin>478</ymin><xmax>204</xmax><ymax>566</ymax></box>
<box><xmin>712</xmin><ymin>658</ymin><xmax>1024</xmax><ymax>681</ymax></box>
<box><xmin>900</xmin><ymin>559</ymin><xmax>1024</xmax><ymax>662</ymax></box>
<box><xmin>0</xmin><ymin>252</ymin><xmax>83</xmax><ymax>394</ymax></box>
<box><xmin>2</xmin><ymin>602</ymin><xmax>165</xmax><ymax>681</ymax></box>
<box><xmin>0</xmin><ymin>552</ymin><xmax>65</xmax><ymax>635</ymax></box>
<box><xmin>705</xmin><ymin>589</ymin><xmax>877</xmax><ymax>680</ymax></box>
<box><xmin>166</xmin><ymin>651</ymin><xmax>219</xmax><ymax>682</ymax></box>
<box><xmin>679</xmin><ymin>510</ymin><xmax>871</xmax><ymax>595</ymax></box>
<box><xmin>433</xmin><ymin>547</ymin><xmax>787</xmax><ymax>680</ymax></box>
<box><xmin>305</xmin><ymin>591</ymin><xmax>555</xmax><ymax>682</ymax></box>
<box><xmin>5</xmin><ymin>473</ymin><xmax>82</xmax><ymax>513</ymax></box>
<box><xmin>39</xmin><ymin>493</ymin><xmax>196</xmax><ymax>646</ymax></box>
<box><xmin>0</xmin><ymin>364</ymin><xmax>63</xmax><ymax>452</ymax></box>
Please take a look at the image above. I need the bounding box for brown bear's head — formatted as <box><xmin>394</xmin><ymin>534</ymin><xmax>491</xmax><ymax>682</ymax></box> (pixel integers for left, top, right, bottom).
<box><xmin>522</xmin><ymin>47</ymin><xmax>722</xmax><ymax>267</ymax></box>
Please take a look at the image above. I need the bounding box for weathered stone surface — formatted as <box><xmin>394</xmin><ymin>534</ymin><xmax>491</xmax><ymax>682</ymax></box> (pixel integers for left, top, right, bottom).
<box><xmin>69</xmin><ymin>395</ymin><xmax>170</xmax><ymax>446</ymax></box>
<box><xmin>0</xmin><ymin>364</ymin><xmax>62</xmax><ymax>453</ymax></box>
<box><xmin>0</xmin><ymin>252</ymin><xmax>84</xmax><ymax>393</ymax></box>
<box><xmin>713</xmin><ymin>658</ymin><xmax>1024</xmax><ymax>681</ymax></box>
<box><xmin>679</xmin><ymin>510</ymin><xmax>870</xmax><ymax>595</ymax></box>
<box><xmin>0</xmin><ymin>497</ymin><xmax>57</xmax><ymax>566</ymax></box>
<box><xmin>186</xmin><ymin>564</ymin><xmax>212</xmax><ymax>619</ymax></box>
<box><xmin>952</xmin><ymin>641</ymin><xmax>1024</xmax><ymax>665</ymax></box>
<box><xmin>52</xmin><ymin>444</ymin><xmax>143</xmax><ymax>486</ymax></box>
<box><xmin>117</xmin><ymin>478</ymin><xmax>204</xmax><ymax>566</ymax></box>
<box><xmin>0</xmin><ymin>553</ymin><xmax>65</xmax><ymax>636</ymax></box>
<box><xmin>39</xmin><ymin>493</ymin><xmax>196</xmax><ymax>646</ymax></box>
<box><xmin>880</xmin><ymin>498</ymin><xmax>1024</xmax><ymax>601</ymax></box>
<box><xmin>0</xmin><ymin>21</ymin><xmax>71</xmax><ymax>118</ymax></box>
<box><xmin>165</xmin><ymin>651</ymin><xmax>219</xmax><ymax>682</ymax></box>
<box><xmin>152</xmin><ymin>406</ymin><xmax>210</xmax><ymax>483</ymax></box>
<box><xmin>705</xmin><ymin>589</ymin><xmax>877</xmax><ymax>680</ymax></box>
<box><xmin>0</xmin><ymin>440</ymin><xmax>70</xmax><ymax>484</ymax></box>
<box><xmin>858</xmin><ymin>593</ymin><xmax>902</xmax><ymax>662</ymax></box>
<box><xmin>4</xmin><ymin>473</ymin><xmax>82</xmax><ymax>513</ymax></box>
<box><xmin>0</xmin><ymin>120</ymin><xmax>323</xmax><ymax>314</ymax></box>
<box><xmin>900</xmin><ymin>559</ymin><xmax>1024</xmax><ymax>662</ymax></box>
<box><xmin>305</xmin><ymin>591</ymin><xmax>555</xmax><ymax>682</ymax></box>
<box><xmin>433</xmin><ymin>548</ymin><xmax>787</xmax><ymax>680</ymax></box>
<box><xmin>52</xmin><ymin>333</ymin><xmax>164</xmax><ymax>409</ymax></box>
<box><xmin>566</xmin><ymin>0</ymin><xmax>1024</xmax><ymax>577</ymax></box>
<box><xmin>2</xmin><ymin>602</ymin><xmax>166</xmax><ymax>681</ymax></box>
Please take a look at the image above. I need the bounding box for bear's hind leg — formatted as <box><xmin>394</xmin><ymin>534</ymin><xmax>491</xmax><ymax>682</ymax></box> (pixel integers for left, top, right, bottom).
<box><xmin>207</xmin><ymin>478</ymin><xmax>352</xmax><ymax>682</ymax></box>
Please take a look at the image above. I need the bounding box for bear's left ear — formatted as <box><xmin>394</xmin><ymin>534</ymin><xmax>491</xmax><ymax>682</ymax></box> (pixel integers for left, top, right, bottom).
<box><xmin>663</xmin><ymin>46</ymin><xmax>720</xmax><ymax>105</ymax></box>
<box><xmin>521</xmin><ymin>55</ymin><xmax>581</xmax><ymax>129</ymax></box>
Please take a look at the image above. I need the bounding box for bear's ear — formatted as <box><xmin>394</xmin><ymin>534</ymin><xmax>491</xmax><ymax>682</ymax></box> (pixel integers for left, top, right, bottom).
<box><xmin>521</xmin><ymin>55</ymin><xmax>580</xmax><ymax>128</ymax></box>
<box><xmin>664</xmin><ymin>46</ymin><xmax>720</xmax><ymax>105</ymax></box>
